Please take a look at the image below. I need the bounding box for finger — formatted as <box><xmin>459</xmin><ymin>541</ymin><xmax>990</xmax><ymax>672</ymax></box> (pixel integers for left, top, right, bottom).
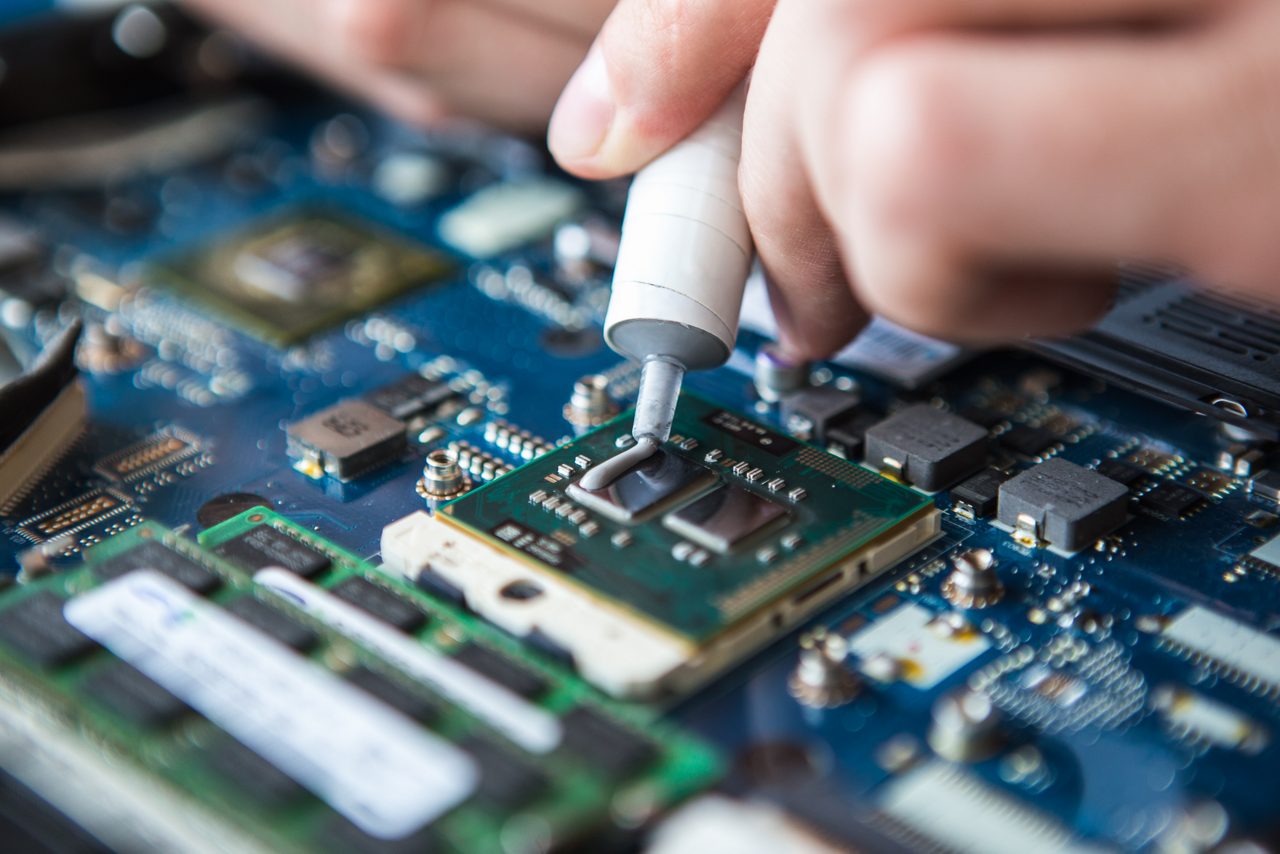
<box><xmin>741</xmin><ymin>3</ymin><xmax>866</xmax><ymax>360</ymax></box>
<box><xmin>328</xmin><ymin>0</ymin><xmax>594</xmax><ymax>131</ymax></box>
<box><xmin>474</xmin><ymin>0</ymin><xmax>616</xmax><ymax>41</ymax></box>
<box><xmin>548</xmin><ymin>0</ymin><xmax>775</xmax><ymax>178</ymax></box>
<box><xmin>183</xmin><ymin>0</ymin><xmax>449</xmax><ymax>125</ymax></box>
<box><xmin>815</xmin><ymin>26</ymin><xmax>1257</xmax><ymax>340</ymax></box>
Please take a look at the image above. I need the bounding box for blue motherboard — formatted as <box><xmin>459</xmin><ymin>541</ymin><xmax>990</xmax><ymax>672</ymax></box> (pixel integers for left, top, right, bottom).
<box><xmin>1</xmin><ymin>6</ymin><xmax>1278</xmax><ymax>853</ymax></box>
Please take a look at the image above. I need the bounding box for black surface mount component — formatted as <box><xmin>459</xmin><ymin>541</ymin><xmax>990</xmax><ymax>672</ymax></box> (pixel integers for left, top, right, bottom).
<box><xmin>285</xmin><ymin>399</ymin><xmax>407</xmax><ymax>482</ymax></box>
<box><xmin>0</xmin><ymin>590</ymin><xmax>98</xmax><ymax>667</ymax></box>
<box><xmin>559</xmin><ymin>707</ymin><xmax>656</xmax><ymax>778</ymax></box>
<box><xmin>204</xmin><ymin>737</ymin><xmax>308</xmax><ymax>808</ymax></box>
<box><xmin>364</xmin><ymin>374</ymin><xmax>460</xmax><ymax>423</ymax></box>
<box><xmin>344</xmin><ymin>666</ymin><xmax>440</xmax><ymax>724</ymax></box>
<box><xmin>780</xmin><ymin>387</ymin><xmax>861</xmax><ymax>443</ymax></box>
<box><xmin>1095</xmin><ymin>459</ymin><xmax>1146</xmax><ymax>488</ymax></box>
<box><xmin>863</xmin><ymin>404</ymin><xmax>988</xmax><ymax>490</ymax></box>
<box><xmin>330</xmin><ymin>577</ymin><xmax>427</xmax><ymax>633</ymax></box>
<box><xmin>999</xmin><ymin>425</ymin><xmax>1058</xmax><ymax>458</ymax></box>
<box><xmin>950</xmin><ymin>469</ymin><xmax>1010</xmax><ymax>519</ymax></box>
<box><xmin>81</xmin><ymin>662</ymin><xmax>189</xmax><ymax>728</ymax></box>
<box><xmin>225</xmin><ymin>595</ymin><xmax>319</xmax><ymax>652</ymax></box>
<box><xmin>214</xmin><ymin>525</ymin><xmax>330</xmax><ymax>578</ymax></box>
<box><xmin>92</xmin><ymin>541</ymin><xmax>222</xmax><ymax>595</ymax></box>
<box><xmin>452</xmin><ymin>644</ymin><xmax>548</xmax><ymax>700</ymax></box>
<box><xmin>998</xmin><ymin>458</ymin><xmax>1129</xmax><ymax>551</ymax></box>
<box><xmin>1140</xmin><ymin>481</ymin><xmax>1205</xmax><ymax>519</ymax></box>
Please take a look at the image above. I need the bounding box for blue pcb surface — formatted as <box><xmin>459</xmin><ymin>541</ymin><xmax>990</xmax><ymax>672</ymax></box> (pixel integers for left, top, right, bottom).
<box><xmin>3</xmin><ymin>73</ymin><xmax>1279</xmax><ymax>852</ymax></box>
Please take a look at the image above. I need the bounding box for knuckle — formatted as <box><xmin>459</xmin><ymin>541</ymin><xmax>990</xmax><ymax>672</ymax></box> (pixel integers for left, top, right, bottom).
<box><xmin>330</xmin><ymin>0</ymin><xmax>419</xmax><ymax>67</ymax></box>
<box><xmin>845</xmin><ymin>45</ymin><xmax>973</xmax><ymax>237</ymax></box>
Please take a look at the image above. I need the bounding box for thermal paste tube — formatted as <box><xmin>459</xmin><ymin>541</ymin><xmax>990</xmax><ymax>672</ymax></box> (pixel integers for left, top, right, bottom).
<box><xmin>603</xmin><ymin>88</ymin><xmax>752</xmax><ymax>372</ymax></box>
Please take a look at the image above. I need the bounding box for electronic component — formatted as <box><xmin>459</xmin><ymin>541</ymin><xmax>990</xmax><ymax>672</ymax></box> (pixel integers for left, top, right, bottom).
<box><xmin>1139</xmin><ymin>481</ymin><xmax>1205</xmax><ymax>519</ymax></box>
<box><xmin>787</xmin><ymin>630</ymin><xmax>861</xmax><ymax>709</ymax></box>
<box><xmin>1248</xmin><ymin>469</ymin><xmax>1280</xmax><ymax>505</ymax></box>
<box><xmin>1248</xmin><ymin>531</ymin><xmax>1280</xmax><ymax>570</ymax></box>
<box><xmin>0</xmin><ymin>516</ymin><xmax>719</xmax><ymax>853</ymax></box>
<box><xmin>876</xmin><ymin>762</ymin><xmax>1099</xmax><ymax>854</ymax></box>
<box><xmin>0</xmin><ymin>590</ymin><xmax>98</xmax><ymax>667</ymax></box>
<box><xmin>0</xmin><ymin>322</ymin><xmax>85</xmax><ymax>511</ymax></box>
<box><xmin>951</xmin><ymin>469</ymin><xmax>1010</xmax><ymax>519</ymax></box>
<box><xmin>452</xmin><ymin>643</ymin><xmax>548</xmax><ymax>700</ymax></box>
<box><xmin>344</xmin><ymin>666</ymin><xmax>441</xmax><ymax>725</ymax></box>
<box><xmin>664</xmin><ymin>484</ymin><xmax>789</xmax><ymax>553</ymax></box>
<box><xmin>1094</xmin><ymin>458</ymin><xmax>1145</xmax><ymax>487</ymax></box>
<box><xmin>81</xmin><ymin>661</ymin><xmax>190</xmax><ymax>728</ymax></box>
<box><xmin>330</xmin><ymin>576</ymin><xmax>427</xmax><ymax>634</ymax></box>
<box><xmin>17</xmin><ymin>488</ymin><xmax>134</xmax><ymax>544</ymax></box>
<box><xmin>1031</xmin><ymin>275</ymin><xmax>1280</xmax><ymax>438</ymax></box>
<box><xmin>567</xmin><ymin>449</ymin><xmax>715</xmax><ymax>524</ymax></box>
<box><xmin>92</xmin><ymin>540</ymin><xmax>222</xmax><ymax>595</ymax></box>
<box><xmin>285</xmin><ymin>398</ymin><xmax>407</xmax><ymax>481</ymax></box>
<box><xmin>153</xmin><ymin>210</ymin><xmax>452</xmax><ymax>345</ymax></box>
<box><xmin>823</xmin><ymin>410</ymin><xmax>882</xmax><ymax>460</ymax></box>
<box><xmin>847</xmin><ymin>604</ymin><xmax>991</xmax><ymax>688</ymax></box>
<box><xmin>998</xmin><ymin>458</ymin><xmax>1128</xmax><ymax>551</ymax></box>
<box><xmin>780</xmin><ymin>387</ymin><xmax>861</xmax><ymax>443</ymax></box>
<box><xmin>1151</xmin><ymin>685</ymin><xmax>1268</xmax><ymax>753</ymax></box>
<box><xmin>364</xmin><ymin>373</ymin><xmax>460</xmax><ymax>424</ymax></box>
<box><xmin>927</xmin><ymin>688</ymin><xmax>1004</xmax><ymax>762</ymax></box>
<box><xmin>214</xmin><ymin>524</ymin><xmax>330</xmax><ymax>579</ymax></box>
<box><xmin>1157</xmin><ymin>605</ymin><xmax>1280</xmax><ymax>693</ymax></box>
<box><xmin>204</xmin><ymin>736</ymin><xmax>308</xmax><ymax>808</ymax></box>
<box><xmin>941</xmin><ymin>548</ymin><xmax>1004</xmax><ymax>609</ymax></box>
<box><xmin>998</xmin><ymin>425</ymin><xmax>1057</xmax><ymax>458</ymax></box>
<box><xmin>385</xmin><ymin>395</ymin><xmax>938</xmax><ymax>698</ymax></box>
<box><xmin>224</xmin><ymin>595</ymin><xmax>319</xmax><ymax>653</ymax></box>
<box><xmin>94</xmin><ymin>428</ymin><xmax>199</xmax><ymax>481</ymax></box>
<box><xmin>863</xmin><ymin>404</ymin><xmax>987</xmax><ymax>490</ymax></box>
<box><xmin>754</xmin><ymin>344</ymin><xmax>811</xmax><ymax>403</ymax></box>
<box><xmin>439</xmin><ymin>178</ymin><xmax>582</xmax><ymax>258</ymax></box>
<box><xmin>460</xmin><ymin>735</ymin><xmax>550</xmax><ymax>808</ymax></box>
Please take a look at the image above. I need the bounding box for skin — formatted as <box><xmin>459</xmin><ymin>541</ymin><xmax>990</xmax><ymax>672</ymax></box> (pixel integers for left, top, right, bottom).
<box><xmin>190</xmin><ymin>0</ymin><xmax>1280</xmax><ymax>359</ymax></box>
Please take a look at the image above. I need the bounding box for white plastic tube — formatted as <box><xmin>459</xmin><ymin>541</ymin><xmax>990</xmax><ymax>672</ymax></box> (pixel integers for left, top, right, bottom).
<box><xmin>604</xmin><ymin>87</ymin><xmax>752</xmax><ymax>373</ymax></box>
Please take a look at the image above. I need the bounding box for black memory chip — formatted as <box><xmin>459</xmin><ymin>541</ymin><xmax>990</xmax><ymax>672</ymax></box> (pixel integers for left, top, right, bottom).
<box><xmin>950</xmin><ymin>468</ymin><xmax>1010</xmax><ymax>518</ymax></box>
<box><xmin>364</xmin><ymin>374</ymin><xmax>458</xmax><ymax>422</ymax></box>
<box><xmin>225</xmin><ymin>595</ymin><xmax>319</xmax><ymax>652</ymax></box>
<box><xmin>345</xmin><ymin>666</ymin><xmax>439</xmax><ymax>724</ymax></box>
<box><xmin>205</xmin><ymin>736</ymin><xmax>307</xmax><ymax>807</ymax></box>
<box><xmin>0</xmin><ymin>591</ymin><xmax>98</xmax><ymax>667</ymax></box>
<box><xmin>330</xmin><ymin>577</ymin><xmax>427</xmax><ymax>633</ymax></box>
<box><xmin>1095</xmin><ymin>459</ymin><xmax>1145</xmax><ymax>488</ymax></box>
<box><xmin>82</xmin><ymin>662</ymin><xmax>189</xmax><ymax>728</ymax></box>
<box><xmin>559</xmin><ymin>707</ymin><xmax>656</xmax><ymax>778</ymax></box>
<box><xmin>452</xmin><ymin>643</ymin><xmax>547</xmax><ymax>699</ymax></box>
<box><xmin>999</xmin><ymin>425</ymin><xmax>1057</xmax><ymax>458</ymax></box>
<box><xmin>318</xmin><ymin>816</ymin><xmax>442</xmax><ymax>854</ymax></box>
<box><xmin>214</xmin><ymin>526</ymin><xmax>330</xmax><ymax>578</ymax></box>
<box><xmin>93</xmin><ymin>541</ymin><xmax>222</xmax><ymax>595</ymax></box>
<box><xmin>1140</xmin><ymin>481</ymin><xmax>1205</xmax><ymax>519</ymax></box>
<box><xmin>459</xmin><ymin>736</ymin><xmax>549</xmax><ymax>808</ymax></box>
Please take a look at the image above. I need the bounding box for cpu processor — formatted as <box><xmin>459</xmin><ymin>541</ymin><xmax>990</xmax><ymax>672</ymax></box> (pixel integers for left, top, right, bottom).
<box><xmin>152</xmin><ymin>209</ymin><xmax>452</xmax><ymax>345</ymax></box>
<box><xmin>382</xmin><ymin>394</ymin><xmax>939</xmax><ymax>699</ymax></box>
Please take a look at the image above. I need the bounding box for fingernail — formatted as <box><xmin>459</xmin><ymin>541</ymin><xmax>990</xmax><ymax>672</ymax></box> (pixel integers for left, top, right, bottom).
<box><xmin>549</xmin><ymin>44</ymin><xmax>614</xmax><ymax>164</ymax></box>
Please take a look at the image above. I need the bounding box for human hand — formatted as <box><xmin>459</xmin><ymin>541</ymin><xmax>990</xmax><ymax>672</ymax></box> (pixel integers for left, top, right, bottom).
<box><xmin>183</xmin><ymin>0</ymin><xmax>615</xmax><ymax>132</ymax></box>
<box><xmin>549</xmin><ymin>0</ymin><xmax>1280</xmax><ymax>357</ymax></box>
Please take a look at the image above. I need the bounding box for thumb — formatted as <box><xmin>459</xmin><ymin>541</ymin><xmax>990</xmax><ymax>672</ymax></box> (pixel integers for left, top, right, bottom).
<box><xmin>548</xmin><ymin>0</ymin><xmax>774</xmax><ymax>179</ymax></box>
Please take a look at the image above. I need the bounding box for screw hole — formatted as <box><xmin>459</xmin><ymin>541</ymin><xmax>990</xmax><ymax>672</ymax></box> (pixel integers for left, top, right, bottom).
<box><xmin>500</xmin><ymin>580</ymin><xmax>543</xmax><ymax>602</ymax></box>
